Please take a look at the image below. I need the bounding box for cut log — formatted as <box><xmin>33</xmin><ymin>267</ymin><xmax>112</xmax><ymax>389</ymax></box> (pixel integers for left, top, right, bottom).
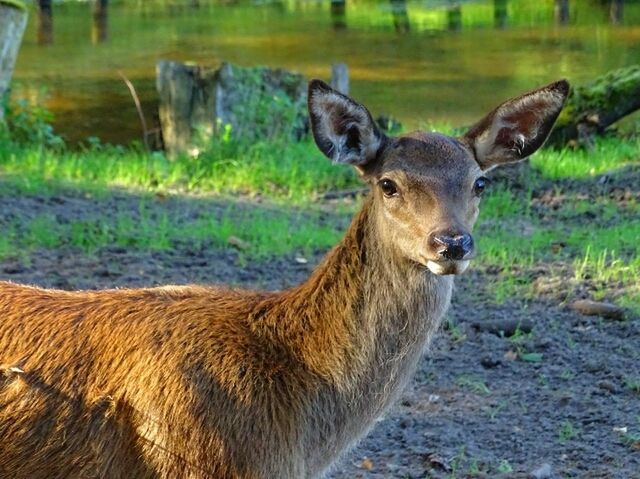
<box><xmin>0</xmin><ymin>0</ymin><xmax>28</xmax><ymax>124</ymax></box>
<box><xmin>330</xmin><ymin>63</ymin><xmax>349</xmax><ymax>95</ymax></box>
<box><xmin>548</xmin><ymin>64</ymin><xmax>640</xmax><ymax>147</ymax></box>
<box><xmin>156</xmin><ymin>60</ymin><xmax>308</xmax><ymax>156</ymax></box>
<box><xmin>571</xmin><ymin>299</ymin><xmax>626</xmax><ymax>321</ymax></box>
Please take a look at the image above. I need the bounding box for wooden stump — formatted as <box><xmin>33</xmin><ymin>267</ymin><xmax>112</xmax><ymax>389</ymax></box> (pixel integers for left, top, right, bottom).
<box><xmin>156</xmin><ymin>60</ymin><xmax>308</xmax><ymax>156</ymax></box>
<box><xmin>330</xmin><ymin>63</ymin><xmax>349</xmax><ymax>95</ymax></box>
<box><xmin>0</xmin><ymin>0</ymin><xmax>28</xmax><ymax>123</ymax></box>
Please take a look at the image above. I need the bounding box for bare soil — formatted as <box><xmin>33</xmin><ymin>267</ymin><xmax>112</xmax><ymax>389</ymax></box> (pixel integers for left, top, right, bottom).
<box><xmin>0</xmin><ymin>182</ymin><xmax>638</xmax><ymax>479</ymax></box>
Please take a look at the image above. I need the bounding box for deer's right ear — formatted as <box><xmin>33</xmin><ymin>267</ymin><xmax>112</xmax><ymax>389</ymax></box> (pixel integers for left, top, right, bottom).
<box><xmin>308</xmin><ymin>80</ymin><xmax>385</xmax><ymax>167</ymax></box>
<box><xmin>463</xmin><ymin>80</ymin><xmax>570</xmax><ymax>171</ymax></box>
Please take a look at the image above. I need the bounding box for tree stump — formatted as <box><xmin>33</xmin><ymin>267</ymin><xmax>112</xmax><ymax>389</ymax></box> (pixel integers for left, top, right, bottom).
<box><xmin>0</xmin><ymin>0</ymin><xmax>28</xmax><ymax>123</ymax></box>
<box><xmin>157</xmin><ymin>60</ymin><xmax>308</xmax><ymax>156</ymax></box>
<box><xmin>330</xmin><ymin>63</ymin><xmax>349</xmax><ymax>95</ymax></box>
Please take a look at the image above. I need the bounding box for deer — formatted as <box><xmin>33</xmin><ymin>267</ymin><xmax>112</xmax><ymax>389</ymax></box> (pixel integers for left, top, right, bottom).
<box><xmin>0</xmin><ymin>78</ymin><xmax>568</xmax><ymax>478</ymax></box>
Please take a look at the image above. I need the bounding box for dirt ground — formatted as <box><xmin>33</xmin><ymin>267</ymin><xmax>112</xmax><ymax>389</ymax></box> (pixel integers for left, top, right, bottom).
<box><xmin>0</xmin><ymin>182</ymin><xmax>638</xmax><ymax>478</ymax></box>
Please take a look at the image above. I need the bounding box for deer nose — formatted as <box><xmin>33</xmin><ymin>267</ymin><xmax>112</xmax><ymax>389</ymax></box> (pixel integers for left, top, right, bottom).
<box><xmin>430</xmin><ymin>232</ymin><xmax>474</xmax><ymax>261</ymax></box>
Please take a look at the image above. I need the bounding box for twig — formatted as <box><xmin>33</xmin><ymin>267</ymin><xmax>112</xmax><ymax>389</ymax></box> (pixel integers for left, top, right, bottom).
<box><xmin>322</xmin><ymin>187</ymin><xmax>368</xmax><ymax>200</ymax></box>
<box><xmin>118</xmin><ymin>71</ymin><xmax>149</xmax><ymax>149</ymax></box>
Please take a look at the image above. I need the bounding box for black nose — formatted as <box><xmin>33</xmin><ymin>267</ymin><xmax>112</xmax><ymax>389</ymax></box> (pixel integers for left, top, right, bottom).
<box><xmin>430</xmin><ymin>232</ymin><xmax>474</xmax><ymax>261</ymax></box>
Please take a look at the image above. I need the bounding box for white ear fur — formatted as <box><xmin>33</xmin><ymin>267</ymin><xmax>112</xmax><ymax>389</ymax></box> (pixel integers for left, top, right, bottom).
<box><xmin>465</xmin><ymin>80</ymin><xmax>570</xmax><ymax>170</ymax></box>
<box><xmin>308</xmin><ymin>80</ymin><xmax>384</xmax><ymax>166</ymax></box>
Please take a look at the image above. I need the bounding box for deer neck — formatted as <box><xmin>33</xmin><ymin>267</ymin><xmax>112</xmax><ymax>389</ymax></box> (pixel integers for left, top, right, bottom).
<box><xmin>268</xmin><ymin>195</ymin><xmax>453</xmax><ymax>392</ymax></box>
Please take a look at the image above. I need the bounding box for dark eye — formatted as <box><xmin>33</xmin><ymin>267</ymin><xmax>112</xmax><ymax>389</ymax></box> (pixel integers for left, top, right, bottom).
<box><xmin>379</xmin><ymin>178</ymin><xmax>398</xmax><ymax>197</ymax></box>
<box><xmin>473</xmin><ymin>177</ymin><xmax>489</xmax><ymax>196</ymax></box>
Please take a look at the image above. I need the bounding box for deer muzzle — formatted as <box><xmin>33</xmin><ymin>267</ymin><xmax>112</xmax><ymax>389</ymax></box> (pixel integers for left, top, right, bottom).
<box><xmin>431</xmin><ymin>232</ymin><xmax>474</xmax><ymax>261</ymax></box>
<box><xmin>425</xmin><ymin>231</ymin><xmax>474</xmax><ymax>275</ymax></box>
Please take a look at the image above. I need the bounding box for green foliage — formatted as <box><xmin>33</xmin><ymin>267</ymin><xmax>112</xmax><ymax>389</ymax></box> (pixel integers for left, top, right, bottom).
<box><xmin>0</xmin><ymin>0</ymin><xmax>27</xmax><ymax>12</ymax></box>
<box><xmin>223</xmin><ymin>67</ymin><xmax>306</xmax><ymax>143</ymax></box>
<box><xmin>2</xmin><ymin>93</ymin><xmax>64</xmax><ymax>149</ymax></box>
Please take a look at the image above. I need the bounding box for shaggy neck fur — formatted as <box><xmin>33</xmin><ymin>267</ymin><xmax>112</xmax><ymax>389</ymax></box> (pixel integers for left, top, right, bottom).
<box><xmin>251</xmin><ymin>196</ymin><xmax>454</xmax><ymax>476</ymax></box>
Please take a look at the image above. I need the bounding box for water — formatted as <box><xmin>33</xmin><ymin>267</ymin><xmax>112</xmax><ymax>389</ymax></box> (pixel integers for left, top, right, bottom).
<box><xmin>11</xmin><ymin>0</ymin><xmax>640</xmax><ymax>145</ymax></box>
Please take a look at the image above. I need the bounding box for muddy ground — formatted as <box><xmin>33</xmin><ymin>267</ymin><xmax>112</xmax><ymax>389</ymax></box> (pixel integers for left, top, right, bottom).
<box><xmin>0</xmin><ymin>179</ymin><xmax>638</xmax><ymax>478</ymax></box>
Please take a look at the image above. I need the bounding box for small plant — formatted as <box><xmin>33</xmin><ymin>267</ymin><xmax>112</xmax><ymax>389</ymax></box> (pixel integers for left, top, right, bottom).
<box><xmin>446</xmin><ymin>318</ymin><xmax>466</xmax><ymax>343</ymax></box>
<box><xmin>484</xmin><ymin>400</ymin><xmax>507</xmax><ymax>420</ymax></box>
<box><xmin>456</xmin><ymin>375</ymin><xmax>491</xmax><ymax>395</ymax></box>
<box><xmin>496</xmin><ymin>459</ymin><xmax>513</xmax><ymax>474</ymax></box>
<box><xmin>2</xmin><ymin>92</ymin><xmax>64</xmax><ymax>149</ymax></box>
<box><xmin>560</xmin><ymin>368</ymin><xmax>576</xmax><ymax>380</ymax></box>
<box><xmin>621</xmin><ymin>431</ymin><xmax>640</xmax><ymax>449</ymax></box>
<box><xmin>558</xmin><ymin>420</ymin><xmax>578</xmax><ymax>443</ymax></box>
<box><xmin>624</xmin><ymin>377</ymin><xmax>640</xmax><ymax>394</ymax></box>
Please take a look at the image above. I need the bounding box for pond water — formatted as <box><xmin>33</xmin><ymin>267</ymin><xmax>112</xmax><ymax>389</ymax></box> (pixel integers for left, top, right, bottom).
<box><xmin>12</xmin><ymin>0</ymin><xmax>640</xmax><ymax>145</ymax></box>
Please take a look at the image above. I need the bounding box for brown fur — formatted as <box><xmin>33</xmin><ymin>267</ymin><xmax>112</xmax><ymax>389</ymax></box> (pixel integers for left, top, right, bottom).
<box><xmin>0</xmin><ymin>79</ymin><xmax>568</xmax><ymax>478</ymax></box>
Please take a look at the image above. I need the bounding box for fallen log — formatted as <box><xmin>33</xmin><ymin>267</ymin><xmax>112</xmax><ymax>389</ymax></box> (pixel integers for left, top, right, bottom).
<box><xmin>548</xmin><ymin>64</ymin><xmax>640</xmax><ymax>147</ymax></box>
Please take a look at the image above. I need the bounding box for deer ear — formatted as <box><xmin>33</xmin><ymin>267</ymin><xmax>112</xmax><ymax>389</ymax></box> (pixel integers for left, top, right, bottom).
<box><xmin>308</xmin><ymin>80</ymin><xmax>385</xmax><ymax>166</ymax></box>
<box><xmin>463</xmin><ymin>80</ymin><xmax>570</xmax><ymax>171</ymax></box>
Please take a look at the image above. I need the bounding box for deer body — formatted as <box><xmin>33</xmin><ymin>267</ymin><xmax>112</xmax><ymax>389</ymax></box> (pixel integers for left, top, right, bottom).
<box><xmin>0</xmin><ymin>79</ymin><xmax>568</xmax><ymax>478</ymax></box>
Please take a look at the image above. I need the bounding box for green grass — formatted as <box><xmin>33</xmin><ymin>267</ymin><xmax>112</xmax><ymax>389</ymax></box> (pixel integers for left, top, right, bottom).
<box><xmin>532</xmin><ymin>136</ymin><xmax>639</xmax><ymax>178</ymax></box>
<box><xmin>0</xmin><ymin>202</ymin><xmax>345</xmax><ymax>261</ymax></box>
<box><xmin>475</xmin><ymin>180</ymin><xmax>640</xmax><ymax>313</ymax></box>
<box><xmin>0</xmin><ymin>124</ymin><xmax>638</xmax><ymax>312</ymax></box>
<box><xmin>0</xmin><ymin>139</ymin><xmax>359</xmax><ymax>203</ymax></box>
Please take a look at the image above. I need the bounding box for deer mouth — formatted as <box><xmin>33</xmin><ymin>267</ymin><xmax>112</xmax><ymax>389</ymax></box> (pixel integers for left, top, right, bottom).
<box><xmin>426</xmin><ymin>259</ymin><xmax>471</xmax><ymax>276</ymax></box>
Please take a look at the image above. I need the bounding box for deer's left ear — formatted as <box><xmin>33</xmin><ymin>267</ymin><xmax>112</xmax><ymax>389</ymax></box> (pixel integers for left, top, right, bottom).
<box><xmin>463</xmin><ymin>80</ymin><xmax>570</xmax><ymax>171</ymax></box>
<box><xmin>308</xmin><ymin>79</ymin><xmax>386</xmax><ymax>167</ymax></box>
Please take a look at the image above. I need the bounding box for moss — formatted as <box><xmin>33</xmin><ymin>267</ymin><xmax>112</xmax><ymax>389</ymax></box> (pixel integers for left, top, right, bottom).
<box><xmin>567</xmin><ymin>65</ymin><xmax>640</xmax><ymax>114</ymax></box>
<box><xmin>0</xmin><ymin>0</ymin><xmax>27</xmax><ymax>12</ymax></box>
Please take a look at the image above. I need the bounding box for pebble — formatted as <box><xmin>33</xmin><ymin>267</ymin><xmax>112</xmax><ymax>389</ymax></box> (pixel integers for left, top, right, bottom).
<box><xmin>529</xmin><ymin>463</ymin><xmax>554</xmax><ymax>479</ymax></box>
<box><xmin>360</xmin><ymin>457</ymin><xmax>374</xmax><ymax>471</ymax></box>
<box><xmin>583</xmin><ymin>360</ymin><xmax>605</xmax><ymax>374</ymax></box>
<box><xmin>2</xmin><ymin>262</ymin><xmax>25</xmax><ymax>274</ymax></box>
<box><xmin>596</xmin><ymin>380</ymin><xmax>618</xmax><ymax>394</ymax></box>
<box><xmin>480</xmin><ymin>355</ymin><xmax>501</xmax><ymax>369</ymax></box>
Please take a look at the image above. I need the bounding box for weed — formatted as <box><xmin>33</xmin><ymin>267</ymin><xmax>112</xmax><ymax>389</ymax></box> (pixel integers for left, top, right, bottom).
<box><xmin>624</xmin><ymin>377</ymin><xmax>640</xmax><ymax>394</ymax></box>
<box><xmin>446</xmin><ymin>318</ymin><xmax>467</xmax><ymax>343</ymax></box>
<box><xmin>456</xmin><ymin>375</ymin><xmax>491</xmax><ymax>395</ymax></box>
<box><xmin>496</xmin><ymin>459</ymin><xmax>513</xmax><ymax>474</ymax></box>
<box><xmin>484</xmin><ymin>400</ymin><xmax>507</xmax><ymax>420</ymax></box>
<box><xmin>558</xmin><ymin>420</ymin><xmax>578</xmax><ymax>443</ymax></box>
<box><xmin>560</xmin><ymin>368</ymin><xmax>576</xmax><ymax>381</ymax></box>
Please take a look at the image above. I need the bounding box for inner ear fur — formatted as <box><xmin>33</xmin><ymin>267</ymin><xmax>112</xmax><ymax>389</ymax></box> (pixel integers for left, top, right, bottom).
<box><xmin>463</xmin><ymin>80</ymin><xmax>570</xmax><ymax>170</ymax></box>
<box><xmin>308</xmin><ymin>80</ymin><xmax>385</xmax><ymax>167</ymax></box>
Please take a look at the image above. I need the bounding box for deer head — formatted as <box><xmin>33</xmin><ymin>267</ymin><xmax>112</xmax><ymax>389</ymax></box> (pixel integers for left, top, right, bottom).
<box><xmin>308</xmin><ymin>79</ymin><xmax>569</xmax><ymax>275</ymax></box>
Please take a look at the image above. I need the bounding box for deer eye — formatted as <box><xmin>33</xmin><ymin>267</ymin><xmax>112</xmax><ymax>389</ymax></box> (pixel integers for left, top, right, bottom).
<box><xmin>473</xmin><ymin>177</ymin><xmax>489</xmax><ymax>196</ymax></box>
<box><xmin>379</xmin><ymin>178</ymin><xmax>398</xmax><ymax>197</ymax></box>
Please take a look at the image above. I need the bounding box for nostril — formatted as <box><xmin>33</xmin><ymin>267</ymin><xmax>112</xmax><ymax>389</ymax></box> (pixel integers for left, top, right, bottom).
<box><xmin>460</xmin><ymin>234</ymin><xmax>474</xmax><ymax>255</ymax></box>
<box><xmin>430</xmin><ymin>232</ymin><xmax>474</xmax><ymax>261</ymax></box>
<box><xmin>442</xmin><ymin>242</ymin><xmax>464</xmax><ymax>261</ymax></box>
<box><xmin>432</xmin><ymin>235</ymin><xmax>448</xmax><ymax>248</ymax></box>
